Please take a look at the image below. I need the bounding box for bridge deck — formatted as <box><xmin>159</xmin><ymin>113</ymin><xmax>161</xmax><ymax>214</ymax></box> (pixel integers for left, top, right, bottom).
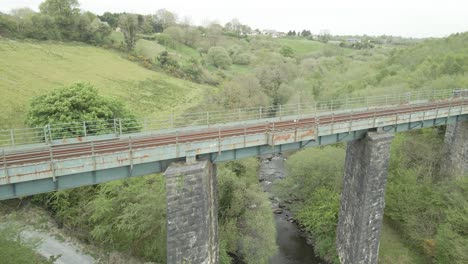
<box><xmin>1</xmin><ymin>96</ymin><xmax>468</xmax><ymax>199</ymax></box>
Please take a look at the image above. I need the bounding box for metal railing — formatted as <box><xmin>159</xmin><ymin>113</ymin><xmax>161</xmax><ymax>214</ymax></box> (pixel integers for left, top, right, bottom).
<box><xmin>0</xmin><ymin>89</ymin><xmax>466</xmax><ymax>148</ymax></box>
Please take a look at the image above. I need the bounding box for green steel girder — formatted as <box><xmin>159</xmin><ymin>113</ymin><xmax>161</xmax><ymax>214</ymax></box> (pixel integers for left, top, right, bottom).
<box><xmin>0</xmin><ymin>111</ymin><xmax>467</xmax><ymax>200</ymax></box>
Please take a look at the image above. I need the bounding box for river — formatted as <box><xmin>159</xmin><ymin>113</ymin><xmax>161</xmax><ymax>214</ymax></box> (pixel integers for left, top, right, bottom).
<box><xmin>259</xmin><ymin>154</ymin><xmax>323</xmax><ymax>264</ymax></box>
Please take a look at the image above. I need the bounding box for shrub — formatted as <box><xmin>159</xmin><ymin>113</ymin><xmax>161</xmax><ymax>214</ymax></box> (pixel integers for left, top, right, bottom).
<box><xmin>207</xmin><ymin>46</ymin><xmax>232</xmax><ymax>69</ymax></box>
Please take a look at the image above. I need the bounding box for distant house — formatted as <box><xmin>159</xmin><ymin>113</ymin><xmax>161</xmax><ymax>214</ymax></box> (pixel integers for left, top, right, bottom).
<box><xmin>347</xmin><ymin>38</ymin><xmax>361</xmax><ymax>43</ymax></box>
<box><xmin>262</xmin><ymin>29</ymin><xmax>286</xmax><ymax>38</ymax></box>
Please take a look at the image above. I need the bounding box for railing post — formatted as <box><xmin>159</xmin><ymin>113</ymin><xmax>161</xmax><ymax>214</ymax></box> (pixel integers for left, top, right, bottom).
<box><xmin>9</xmin><ymin>129</ymin><xmax>15</xmax><ymax>146</ymax></box>
<box><xmin>118</xmin><ymin>119</ymin><xmax>122</xmax><ymax>136</ymax></box>
<box><xmin>49</xmin><ymin>144</ymin><xmax>56</xmax><ymax>182</ymax></box>
<box><xmin>2</xmin><ymin>149</ymin><xmax>9</xmax><ymax>183</ymax></box>
<box><xmin>218</xmin><ymin>126</ymin><xmax>222</xmax><ymax>154</ymax></box>
<box><xmin>83</xmin><ymin>121</ymin><xmax>87</xmax><ymax>137</ymax></box>
<box><xmin>43</xmin><ymin>126</ymin><xmax>49</xmax><ymax>144</ymax></box>
<box><xmin>259</xmin><ymin>107</ymin><xmax>263</xmax><ymax>119</ymax></box>
<box><xmin>314</xmin><ymin>102</ymin><xmax>318</xmax><ymax>121</ymax></box>
<box><xmin>279</xmin><ymin>105</ymin><xmax>282</xmax><ymax>120</ymax></box>
<box><xmin>91</xmin><ymin>141</ymin><xmax>96</xmax><ymax>171</ymax></box>
<box><xmin>129</xmin><ymin>136</ymin><xmax>134</xmax><ymax>172</ymax></box>
<box><xmin>170</xmin><ymin>112</ymin><xmax>174</xmax><ymax>129</ymax></box>
<box><xmin>206</xmin><ymin>112</ymin><xmax>210</xmax><ymax>126</ymax></box>
<box><xmin>48</xmin><ymin>124</ymin><xmax>52</xmax><ymax>143</ymax></box>
<box><xmin>238</xmin><ymin>108</ymin><xmax>241</xmax><ymax>121</ymax></box>
<box><xmin>113</xmin><ymin>119</ymin><xmax>117</xmax><ymax>135</ymax></box>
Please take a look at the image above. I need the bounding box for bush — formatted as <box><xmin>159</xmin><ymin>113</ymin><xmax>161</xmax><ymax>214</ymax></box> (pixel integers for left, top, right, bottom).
<box><xmin>279</xmin><ymin>45</ymin><xmax>295</xmax><ymax>58</ymax></box>
<box><xmin>154</xmin><ymin>33</ymin><xmax>178</xmax><ymax>49</ymax></box>
<box><xmin>273</xmin><ymin>146</ymin><xmax>345</xmax><ymax>262</ymax></box>
<box><xmin>232</xmin><ymin>52</ymin><xmax>253</xmax><ymax>65</ymax></box>
<box><xmin>385</xmin><ymin>130</ymin><xmax>468</xmax><ymax>263</ymax></box>
<box><xmin>218</xmin><ymin>159</ymin><xmax>278</xmax><ymax>264</ymax></box>
<box><xmin>207</xmin><ymin>46</ymin><xmax>232</xmax><ymax>69</ymax></box>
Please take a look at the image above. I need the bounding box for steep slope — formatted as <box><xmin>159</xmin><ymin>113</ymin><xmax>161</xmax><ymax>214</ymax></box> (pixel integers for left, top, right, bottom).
<box><xmin>0</xmin><ymin>39</ymin><xmax>210</xmax><ymax>128</ymax></box>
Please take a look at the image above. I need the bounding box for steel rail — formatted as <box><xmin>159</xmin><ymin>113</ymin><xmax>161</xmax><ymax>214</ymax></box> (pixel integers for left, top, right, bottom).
<box><xmin>0</xmin><ymin>89</ymin><xmax>457</xmax><ymax>147</ymax></box>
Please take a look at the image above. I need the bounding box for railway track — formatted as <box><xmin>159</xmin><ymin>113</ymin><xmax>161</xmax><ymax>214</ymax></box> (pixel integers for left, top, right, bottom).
<box><xmin>3</xmin><ymin>99</ymin><xmax>468</xmax><ymax>167</ymax></box>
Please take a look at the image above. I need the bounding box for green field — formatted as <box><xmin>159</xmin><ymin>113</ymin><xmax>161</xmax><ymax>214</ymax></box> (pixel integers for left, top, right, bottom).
<box><xmin>276</xmin><ymin>38</ymin><xmax>325</xmax><ymax>56</ymax></box>
<box><xmin>0</xmin><ymin>39</ymin><xmax>210</xmax><ymax>128</ymax></box>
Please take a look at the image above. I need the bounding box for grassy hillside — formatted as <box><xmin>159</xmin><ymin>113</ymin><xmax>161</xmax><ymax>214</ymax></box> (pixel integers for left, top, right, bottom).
<box><xmin>0</xmin><ymin>39</ymin><xmax>210</xmax><ymax>128</ymax></box>
<box><xmin>276</xmin><ymin>38</ymin><xmax>325</xmax><ymax>56</ymax></box>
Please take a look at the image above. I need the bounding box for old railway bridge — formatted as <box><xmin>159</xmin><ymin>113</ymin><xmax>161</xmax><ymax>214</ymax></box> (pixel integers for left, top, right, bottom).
<box><xmin>1</xmin><ymin>89</ymin><xmax>468</xmax><ymax>264</ymax></box>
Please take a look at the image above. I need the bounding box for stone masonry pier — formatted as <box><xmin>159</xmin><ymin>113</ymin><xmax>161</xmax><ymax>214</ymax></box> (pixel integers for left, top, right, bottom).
<box><xmin>442</xmin><ymin>121</ymin><xmax>468</xmax><ymax>178</ymax></box>
<box><xmin>337</xmin><ymin>132</ymin><xmax>394</xmax><ymax>264</ymax></box>
<box><xmin>165</xmin><ymin>160</ymin><xmax>219</xmax><ymax>264</ymax></box>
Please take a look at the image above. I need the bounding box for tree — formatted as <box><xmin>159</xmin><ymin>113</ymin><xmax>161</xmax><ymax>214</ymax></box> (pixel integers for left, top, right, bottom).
<box><xmin>207</xmin><ymin>46</ymin><xmax>232</xmax><ymax>69</ymax></box>
<box><xmin>119</xmin><ymin>14</ymin><xmax>138</xmax><ymax>52</ymax></box>
<box><xmin>155</xmin><ymin>9</ymin><xmax>177</xmax><ymax>30</ymax></box>
<box><xmin>215</xmin><ymin>74</ymin><xmax>270</xmax><ymax>109</ymax></box>
<box><xmin>301</xmin><ymin>29</ymin><xmax>311</xmax><ymax>37</ymax></box>
<box><xmin>39</xmin><ymin>0</ymin><xmax>79</xmax><ymax>39</ymax></box>
<box><xmin>164</xmin><ymin>26</ymin><xmax>184</xmax><ymax>43</ymax></box>
<box><xmin>26</xmin><ymin>82</ymin><xmax>136</xmax><ymax>137</ymax></box>
<box><xmin>157</xmin><ymin>51</ymin><xmax>179</xmax><ymax>69</ymax></box>
<box><xmin>280</xmin><ymin>45</ymin><xmax>295</xmax><ymax>58</ymax></box>
<box><xmin>0</xmin><ymin>12</ymin><xmax>16</xmax><ymax>37</ymax></box>
<box><xmin>71</xmin><ymin>12</ymin><xmax>111</xmax><ymax>44</ymax></box>
<box><xmin>318</xmin><ymin>30</ymin><xmax>331</xmax><ymax>43</ymax></box>
<box><xmin>98</xmin><ymin>12</ymin><xmax>120</xmax><ymax>29</ymax></box>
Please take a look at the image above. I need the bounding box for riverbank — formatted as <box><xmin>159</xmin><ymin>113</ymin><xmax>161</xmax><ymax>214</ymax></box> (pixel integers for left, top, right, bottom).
<box><xmin>0</xmin><ymin>200</ymin><xmax>145</xmax><ymax>264</ymax></box>
<box><xmin>258</xmin><ymin>154</ymin><xmax>323</xmax><ymax>264</ymax></box>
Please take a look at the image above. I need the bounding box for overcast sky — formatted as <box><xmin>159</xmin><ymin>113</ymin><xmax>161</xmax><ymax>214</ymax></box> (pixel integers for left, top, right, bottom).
<box><xmin>1</xmin><ymin>0</ymin><xmax>467</xmax><ymax>37</ymax></box>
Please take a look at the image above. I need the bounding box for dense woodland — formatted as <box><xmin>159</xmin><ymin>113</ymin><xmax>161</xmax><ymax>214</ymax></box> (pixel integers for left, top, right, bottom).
<box><xmin>0</xmin><ymin>0</ymin><xmax>467</xmax><ymax>263</ymax></box>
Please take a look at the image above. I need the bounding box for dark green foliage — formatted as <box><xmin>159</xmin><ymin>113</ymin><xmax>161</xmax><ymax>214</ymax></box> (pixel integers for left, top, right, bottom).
<box><xmin>26</xmin><ymin>82</ymin><xmax>137</xmax><ymax>137</ymax></box>
<box><xmin>280</xmin><ymin>45</ymin><xmax>295</xmax><ymax>58</ymax></box>
<box><xmin>1</xmin><ymin>0</ymin><xmax>111</xmax><ymax>45</ymax></box>
<box><xmin>385</xmin><ymin>130</ymin><xmax>468</xmax><ymax>263</ymax></box>
<box><xmin>119</xmin><ymin>14</ymin><xmax>138</xmax><ymax>52</ymax></box>
<box><xmin>273</xmin><ymin>146</ymin><xmax>345</xmax><ymax>262</ymax></box>
<box><xmin>0</xmin><ymin>12</ymin><xmax>17</xmax><ymax>37</ymax></box>
<box><xmin>301</xmin><ymin>30</ymin><xmax>312</xmax><ymax>37</ymax></box>
<box><xmin>339</xmin><ymin>41</ymin><xmax>375</xmax><ymax>49</ymax></box>
<box><xmin>33</xmin><ymin>175</ymin><xmax>167</xmax><ymax>263</ymax></box>
<box><xmin>207</xmin><ymin>46</ymin><xmax>232</xmax><ymax>69</ymax></box>
<box><xmin>98</xmin><ymin>12</ymin><xmax>120</xmax><ymax>29</ymax></box>
<box><xmin>154</xmin><ymin>33</ymin><xmax>178</xmax><ymax>49</ymax></box>
<box><xmin>87</xmin><ymin>175</ymin><xmax>167</xmax><ymax>262</ymax></box>
<box><xmin>157</xmin><ymin>51</ymin><xmax>179</xmax><ymax>69</ymax></box>
<box><xmin>209</xmin><ymin>74</ymin><xmax>270</xmax><ymax>109</ymax></box>
<box><xmin>181</xmin><ymin>58</ymin><xmax>204</xmax><ymax>82</ymax></box>
<box><xmin>39</xmin><ymin>0</ymin><xmax>79</xmax><ymax>40</ymax></box>
<box><xmin>295</xmin><ymin>188</ymin><xmax>340</xmax><ymax>263</ymax></box>
<box><xmin>218</xmin><ymin>159</ymin><xmax>278</xmax><ymax>264</ymax></box>
<box><xmin>274</xmin><ymin>129</ymin><xmax>468</xmax><ymax>263</ymax></box>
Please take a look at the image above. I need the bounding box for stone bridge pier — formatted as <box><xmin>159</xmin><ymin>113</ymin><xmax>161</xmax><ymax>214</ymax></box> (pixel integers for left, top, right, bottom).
<box><xmin>441</xmin><ymin>121</ymin><xmax>468</xmax><ymax>178</ymax></box>
<box><xmin>337</xmin><ymin>132</ymin><xmax>394</xmax><ymax>264</ymax></box>
<box><xmin>164</xmin><ymin>160</ymin><xmax>219</xmax><ymax>264</ymax></box>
